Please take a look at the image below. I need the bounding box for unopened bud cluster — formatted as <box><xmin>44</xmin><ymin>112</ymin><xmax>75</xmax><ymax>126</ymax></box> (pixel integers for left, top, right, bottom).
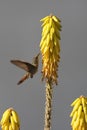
<box><xmin>40</xmin><ymin>14</ymin><xmax>62</xmax><ymax>85</ymax></box>
<box><xmin>70</xmin><ymin>96</ymin><xmax>87</xmax><ymax>130</ymax></box>
<box><xmin>0</xmin><ymin>108</ymin><xmax>20</xmax><ymax>130</ymax></box>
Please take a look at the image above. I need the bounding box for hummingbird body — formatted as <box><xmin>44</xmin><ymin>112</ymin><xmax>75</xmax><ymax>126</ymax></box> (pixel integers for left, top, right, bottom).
<box><xmin>10</xmin><ymin>53</ymin><xmax>40</xmax><ymax>85</ymax></box>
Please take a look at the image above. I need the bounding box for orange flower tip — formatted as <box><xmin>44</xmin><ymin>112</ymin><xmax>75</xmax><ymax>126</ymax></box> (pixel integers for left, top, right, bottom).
<box><xmin>8</xmin><ymin>107</ymin><xmax>14</xmax><ymax>111</ymax></box>
<box><xmin>80</xmin><ymin>95</ymin><xmax>84</xmax><ymax>98</ymax></box>
<box><xmin>49</xmin><ymin>13</ymin><xmax>53</xmax><ymax>17</ymax></box>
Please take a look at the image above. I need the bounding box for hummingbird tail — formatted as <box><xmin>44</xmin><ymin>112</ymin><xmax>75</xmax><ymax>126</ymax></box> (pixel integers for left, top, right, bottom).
<box><xmin>17</xmin><ymin>73</ymin><xmax>30</xmax><ymax>85</ymax></box>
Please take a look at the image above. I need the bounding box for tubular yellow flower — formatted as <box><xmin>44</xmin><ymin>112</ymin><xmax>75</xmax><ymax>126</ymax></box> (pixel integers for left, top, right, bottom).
<box><xmin>40</xmin><ymin>14</ymin><xmax>62</xmax><ymax>85</ymax></box>
<box><xmin>70</xmin><ymin>96</ymin><xmax>87</xmax><ymax>130</ymax></box>
<box><xmin>0</xmin><ymin>108</ymin><xmax>20</xmax><ymax>130</ymax></box>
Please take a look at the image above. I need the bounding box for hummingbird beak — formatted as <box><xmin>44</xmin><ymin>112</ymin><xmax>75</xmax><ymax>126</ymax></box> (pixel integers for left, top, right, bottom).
<box><xmin>34</xmin><ymin>53</ymin><xmax>40</xmax><ymax>59</ymax></box>
<box><xmin>37</xmin><ymin>53</ymin><xmax>40</xmax><ymax>57</ymax></box>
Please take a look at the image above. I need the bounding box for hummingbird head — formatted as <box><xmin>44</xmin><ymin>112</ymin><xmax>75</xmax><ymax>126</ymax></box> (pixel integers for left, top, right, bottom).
<box><xmin>33</xmin><ymin>53</ymin><xmax>40</xmax><ymax>66</ymax></box>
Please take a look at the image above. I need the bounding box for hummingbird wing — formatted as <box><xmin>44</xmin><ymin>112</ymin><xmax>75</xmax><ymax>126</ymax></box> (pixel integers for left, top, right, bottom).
<box><xmin>10</xmin><ymin>60</ymin><xmax>36</xmax><ymax>72</ymax></box>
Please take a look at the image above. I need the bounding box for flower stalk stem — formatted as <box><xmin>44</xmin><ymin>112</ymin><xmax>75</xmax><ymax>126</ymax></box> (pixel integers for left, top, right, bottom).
<box><xmin>44</xmin><ymin>81</ymin><xmax>53</xmax><ymax>130</ymax></box>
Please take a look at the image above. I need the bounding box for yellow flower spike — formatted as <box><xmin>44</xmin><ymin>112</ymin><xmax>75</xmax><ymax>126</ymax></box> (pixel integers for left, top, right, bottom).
<box><xmin>70</xmin><ymin>96</ymin><xmax>87</xmax><ymax>130</ymax></box>
<box><xmin>0</xmin><ymin>108</ymin><xmax>20</xmax><ymax>130</ymax></box>
<box><xmin>40</xmin><ymin>14</ymin><xmax>62</xmax><ymax>130</ymax></box>
<box><xmin>40</xmin><ymin>14</ymin><xmax>62</xmax><ymax>85</ymax></box>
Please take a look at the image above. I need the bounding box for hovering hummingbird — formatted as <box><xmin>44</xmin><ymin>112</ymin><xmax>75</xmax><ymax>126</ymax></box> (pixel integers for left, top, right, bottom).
<box><xmin>10</xmin><ymin>53</ymin><xmax>40</xmax><ymax>85</ymax></box>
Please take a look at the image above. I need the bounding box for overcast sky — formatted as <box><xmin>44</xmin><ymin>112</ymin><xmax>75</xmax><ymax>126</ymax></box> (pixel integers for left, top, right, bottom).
<box><xmin>0</xmin><ymin>0</ymin><xmax>87</xmax><ymax>130</ymax></box>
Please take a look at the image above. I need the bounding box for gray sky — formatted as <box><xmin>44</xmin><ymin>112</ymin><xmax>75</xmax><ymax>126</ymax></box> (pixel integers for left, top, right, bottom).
<box><xmin>0</xmin><ymin>0</ymin><xmax>87</xmax><ymax>130</ymax></box>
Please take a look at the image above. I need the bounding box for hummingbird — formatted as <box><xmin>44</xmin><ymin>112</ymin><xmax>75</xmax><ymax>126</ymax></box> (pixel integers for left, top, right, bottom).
<box><xmin>10</xmin><ymin>53</ymin><xmax>40</xmax><ymax>85</ymax></box>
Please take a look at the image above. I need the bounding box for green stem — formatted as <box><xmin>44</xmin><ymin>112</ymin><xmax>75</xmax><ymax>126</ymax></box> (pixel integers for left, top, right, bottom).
<box><xmin>44</xmin><ymin>81</ymin><xmax>53</xmax><ymax>130</ymax></box>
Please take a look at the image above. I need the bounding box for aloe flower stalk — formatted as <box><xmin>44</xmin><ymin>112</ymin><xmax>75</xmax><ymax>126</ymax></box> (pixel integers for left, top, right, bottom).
<box><xmin>40</xmin><ymin>14</ymin><xmax>62</xmax><ymax>130</ymax></box>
